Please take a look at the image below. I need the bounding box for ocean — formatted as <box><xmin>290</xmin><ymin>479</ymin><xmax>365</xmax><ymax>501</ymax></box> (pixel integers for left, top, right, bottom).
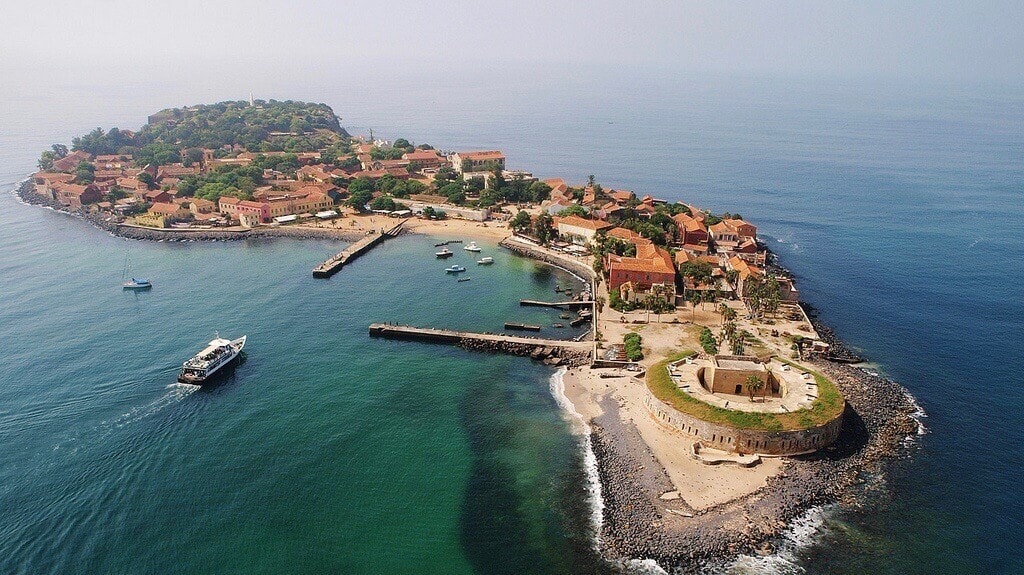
<box><xmin>1</xmin><ymin>67</ymin><xmax>1022</xmax><ymax>574</ymax></box>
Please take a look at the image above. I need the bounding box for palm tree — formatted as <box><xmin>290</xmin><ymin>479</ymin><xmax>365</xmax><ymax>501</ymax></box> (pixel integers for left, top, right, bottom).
<box><xmin>746</xmin><ymin>376</ymin><xmax>765</xmax><ymax>402</ymax></box>
<box><xmin>719</xmin><ymin>303</ymin><xmax>737</xmax><ymax>325</ymax></box>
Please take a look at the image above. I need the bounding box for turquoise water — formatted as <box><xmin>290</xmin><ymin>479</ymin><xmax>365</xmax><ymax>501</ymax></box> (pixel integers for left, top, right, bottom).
<box><xmin>2</xmin><ymin>69</ymin><xmax>1023</xmax><ymax>573</ymax></box>
<box><xmin>0</xmin><ymin>202</ymin><xmax>600</xmax><ymax>574</ymax></box>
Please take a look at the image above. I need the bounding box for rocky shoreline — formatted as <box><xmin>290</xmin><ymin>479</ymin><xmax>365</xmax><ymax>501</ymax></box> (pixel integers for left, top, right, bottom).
<box><xmin>458</xmin><ymin>339</ymin><xmax>592</xmax><ymax>367</ymax></box>
<box><xmin>15</xmin><ymin>180</ymin><xmax>365</xmax><ymax>243</ymax></box>
<box><xmin>592</xmin><ymin>355</ymin><xmax>921</xmax><ymax>572</ymax></box>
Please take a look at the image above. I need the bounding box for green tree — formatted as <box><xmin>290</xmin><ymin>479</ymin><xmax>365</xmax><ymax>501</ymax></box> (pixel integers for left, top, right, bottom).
<box><xmin>533</xmin><ymin>212</ymin><xmax>555</xmax><ymax>245</ymax></box>
<box><xmin>137</xmin><ymin>171</ymin><xmax>156</xmax><ymax>191</ymax></box>
<box><xmin>560</xmin><ymin>204</ymin><xmax>588</xmax><ymax>218</ymax></box>
<box><xmin>510</xmin><ymin>210</ymin><xmax>532</xmax><ymax>234</ymax></box>
<box><xmin>74</xmin><ymin>161</ymin><xmax>95</xmax><ymax>184</ymax></box>
<box><xmin>745</xmin><ymin>375</ymin><xmax>764</xmax><ymax>402</ymax></box>
<box><xmin>346</xmin><ymin>187</ymin><xmax>373</xmax><ymax>211</ymax></box>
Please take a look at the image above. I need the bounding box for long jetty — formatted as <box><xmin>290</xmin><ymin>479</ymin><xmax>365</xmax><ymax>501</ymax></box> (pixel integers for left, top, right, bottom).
<box><xmin>313</xmin><ymin>221</ymin><xmax>405</xmax><ymax>278</ymax></box>
<box><xmin>519</xmin><ymin>299</ymin><xmax>595</xmax><ymax>309</ymax></box>
<box><xmin>368</xmin><ymin>323</ymin><xmax>593</xmax><ymax>365</ymax></box>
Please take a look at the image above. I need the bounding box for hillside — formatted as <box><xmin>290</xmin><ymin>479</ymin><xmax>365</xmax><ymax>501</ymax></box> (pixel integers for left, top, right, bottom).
<box><xmin>66</xmin><ymin>100</ymin><xmax>349</xmax><ymax>159</ymax></box>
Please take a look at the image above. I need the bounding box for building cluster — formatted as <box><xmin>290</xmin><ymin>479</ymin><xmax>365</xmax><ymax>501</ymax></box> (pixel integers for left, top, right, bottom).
<box><xmin>29</xmin><ymin>143</ymin><xmax>513</xmax><ymax>228</ymax></box>
<box><xmin>533</xmin><ymin>179</ymin><xmax>799</xmax><ymax>308</ymax></box>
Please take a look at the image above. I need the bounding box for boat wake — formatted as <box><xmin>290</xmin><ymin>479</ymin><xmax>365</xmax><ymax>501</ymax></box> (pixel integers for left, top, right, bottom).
<box><xmin>108</xmin><ymin>383</ymin><xmax>200</xmax><ymax>429</ymax></box>
<box><xmin>548</xmin><ymin>368</ymin><xmax>604</xmax><ymax>545</ymax></box>
<box><xmin>52</xmin><ymin>382</ymin><xmax>199</xmax><ymax>453</ymax></box>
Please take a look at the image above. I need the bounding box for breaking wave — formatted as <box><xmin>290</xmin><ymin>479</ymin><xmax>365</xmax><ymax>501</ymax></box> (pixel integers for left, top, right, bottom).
<box><xmin>548</xmin><ymin>368</ymin><xmax>604</xmax><ymax>544</ymax></box>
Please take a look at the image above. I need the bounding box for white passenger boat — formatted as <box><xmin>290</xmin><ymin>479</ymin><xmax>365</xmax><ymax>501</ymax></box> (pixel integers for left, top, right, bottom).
<box><xmin>445</xmin><ymin>265</ymin><xmax>467</xmax><ymax>273</ymax></box>
<box><xmin>436</xmin><ymin>248</ymin><xmax>454</xmax><ymax>258</ymax></box>
<box><xmin>464</xmin><ymin>241</ymin><xmax>482</xmax><ymax>252</ymax></box>
<box><xmin>177</xmin><ymin>333</ymin><xmax>246</xmax><ymax>384</ymax></box>
<box><xmin>477</xmin><ymin>257</ymin><xmax>494</xmax><ymax>265</ymax></box>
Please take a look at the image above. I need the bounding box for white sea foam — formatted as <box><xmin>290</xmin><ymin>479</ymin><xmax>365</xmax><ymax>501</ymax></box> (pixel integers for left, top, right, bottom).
<box><xmin>905</xmin><ymin>389</ymin><xmax>929</xmax><ymax>436</ymax></box>
<box><xmin>623</xmin><ymin>558</ymin><xmax>669</xmax><ymax>574</ymax></box>
<box><xmin>548</xmin><ymin>368</ymin><xmax>604</xmax><ymax>544</ymax></box>
<box><xmin>720</xmin><ymin>504</ymin><xmax>834</xmax><ymax>575</ymax></box>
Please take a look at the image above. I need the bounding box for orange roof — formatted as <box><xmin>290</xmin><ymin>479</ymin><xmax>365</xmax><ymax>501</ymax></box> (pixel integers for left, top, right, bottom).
<box><xmin>607</xmin><ymin>227</ymin><xmax>644</xmax><ymax>243</ymax></box>
<box><xmin>458</xmin><ymin>150</ymin><xmax>504</xmax><ymax>161</ymax></box>
<box><xmin>219</xmin><ymin>196</ymin><xmax>241</xmax><ymax>205</ymax></box>
<box><xmin>402</xmin><ymin>149</ymin><xmax>443</xmax><ymax>161</ymax></box>
<box><xmin>149</xmin><ymin>202</ymin><xmax>183</xmax><ymax>215</ymax></box>
<box><xmin>557</xmin><ymin>215</ymin><xmax>613</xmax><ymax>232</ymax></box>
<box><xmin>673</xmin><ymin>212</ymin><xmax>706</xmax><ymax>232</ymax></box>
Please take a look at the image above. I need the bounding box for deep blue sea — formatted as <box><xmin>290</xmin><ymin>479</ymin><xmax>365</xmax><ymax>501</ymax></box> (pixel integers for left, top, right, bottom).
<box><xmin>1</xmin><ymin>67</ymin><xmax>1022</xmax><ymax>574</ymax></box>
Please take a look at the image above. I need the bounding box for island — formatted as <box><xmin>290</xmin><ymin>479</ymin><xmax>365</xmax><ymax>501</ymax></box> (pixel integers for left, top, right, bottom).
<box><xmin>17</xmin><ymin>99</ymin><xmax>922</xmax><ymax>571</ymax></box>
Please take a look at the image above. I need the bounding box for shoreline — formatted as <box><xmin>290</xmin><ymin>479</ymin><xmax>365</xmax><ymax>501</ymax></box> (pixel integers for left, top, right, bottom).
<box><xmin>13</xmin><ymin>179</ymin><xmax>512</xmax><ymax>245</ymax></box>
<box><xmin>14</xmin><ymin>175</ymin><xmax>923</xmax><ymax>572</ymax></box>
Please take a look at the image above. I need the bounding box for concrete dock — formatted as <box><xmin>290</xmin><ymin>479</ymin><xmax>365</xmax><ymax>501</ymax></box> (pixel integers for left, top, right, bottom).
<box><xmin>519</xmin><ymin>299</ymin><xmax>595</xmax><ymax>309</ymax></box>
<box><xmin>313</xmin><ymin>221</ymin><xmax>405</xmax><ymax>278</ymax></box>
<box><xmin>368</xmin><ymin>323</ymin><xmax>592</xmax><ymax>353</ymax></box>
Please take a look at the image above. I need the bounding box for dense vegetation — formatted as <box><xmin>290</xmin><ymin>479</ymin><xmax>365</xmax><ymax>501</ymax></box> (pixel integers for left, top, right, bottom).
<box><xmin>623</xmin><ymin>332</ymin><xmax>644</xmax><ymax>361</ymax></box>
<box><xmin>56</xmin><ymin>101</ymin><xmax>349</xmax><ymax>166</ymax></box>
<box><xmin>646</xmin><ymin>352</ymin><xmax>845</xmax><ymax>431</ymax></box>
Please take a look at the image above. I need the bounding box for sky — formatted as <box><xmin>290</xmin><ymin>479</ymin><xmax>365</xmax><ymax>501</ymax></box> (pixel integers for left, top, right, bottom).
<box><xmin>1</xmin><ymin>1</ymin><xmax>1023</xmax><ymax>86</ymax></box>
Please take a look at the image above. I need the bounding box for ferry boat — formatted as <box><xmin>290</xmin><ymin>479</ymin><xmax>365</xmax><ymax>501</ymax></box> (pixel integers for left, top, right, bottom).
<box><xmin>464</xmin><ymin>241</ymin><xmax>482</xmax><ymax>252</ymax></box>
<box><xmin>122</xmin><ymin>278</ymin><xmax>152</xmax><ymax>290</ymax></box>
<box><xmin>445</xmin><ymin>265</ymin><xmax>467</xmax><ymax>274</ymax></box>
<box><xmin>436</xmin><ymin>248</ymin><xmax>454</xmax><ymax>258</ymax></box>
<box><xmin>177</xmin><ymin>333</ymin><xmax>246</xmax><ymax>384</ymax></box>
<box><xmin>477</xmin><ymin>257</ymin><xmax>494</xmax><ymax>265</ymax></box>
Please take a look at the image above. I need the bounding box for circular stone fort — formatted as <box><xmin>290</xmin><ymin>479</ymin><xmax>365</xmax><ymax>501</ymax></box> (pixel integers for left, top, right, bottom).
<box><xmin>643</xmin><ymin>353</ymin><xmax>845</xmax><ymax>458</ymax></box>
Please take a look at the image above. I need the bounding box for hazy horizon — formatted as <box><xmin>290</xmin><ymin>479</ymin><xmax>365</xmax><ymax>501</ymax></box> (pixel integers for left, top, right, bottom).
<box><xmin>2</xmin><ymin>1</ymin><xmax>1023</xmax><ymax>89</ymax></box>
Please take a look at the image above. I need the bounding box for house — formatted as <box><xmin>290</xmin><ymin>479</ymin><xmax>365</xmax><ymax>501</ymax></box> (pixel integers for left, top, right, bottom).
<box><xmin>555</xmin><ymin>215</ymin><xmax>613</xmax><ymax>245</ymax></box>
<box><xmin>219</xmin><ymin>196</ymin><xmax>270</xmax><ymax>224</ymax></box>
<box><xmin>673</xmin><ymin>212</ymin><xmax>709</xmax><ymax>248</ymax></box>
<box><xmin>402</xmin><ymin>149</ymin><xmax>446</xmax><ymax>170</ymax></box>
<box><xmin>450</xmin><ymin>151</ymin><xmax>505</xmax><ymax>174</ymax></box>
<box><xmin>143</xmin><ymin>189</ymin><xmax>172</xmax><ymax>204</ymax></box>
<box><xmin>149</xmin><ymin>201</ymin><xmax>192</xmax><ymax>219</ymax></box>
<box><xmin>606</xmin><ymin>241</ymin><xmax>677</xmax><ymax>302</ymax></box>
<box><xmin>32</xmin><ymin>172</ymin><xmax>75</xmax><ymax>199</ymax></box>
<box><xmin>51</xmin><ymin>151</ymin><xmax>92</xmax><ymax>173</ymax></box>
<box><xmin>541</xmin><ymin>198</ymin><xmax>577</xmax><ymax>216</ymax></box>
<box><xmin>155</xmin><ymin>164</ymin><xmax>199</xmax><ymax>182</ymax></box>
<box><xmin>264</xmin><ymin>190</ymin><xmax>333</xmax><ymax>219</ymax></box>
<box><xmin>188</xmin><ymin>198</ymin><xmax>216</xmax><ymax>215</ymax></box>
<box><xmin>52</xmin><ymin>182</ymin><xmax>102</xmax><ymax>208</ymax></box>
<box><xmin>727</xmin><ymin>256</ymin><xmax>764</xmax><ymax>297</ymax></box>
<box><xmin>710</xmin><ymin>218</ymin><xmax>757</xmax><ymax>250</ymax></box>
<box><xmin>296</xmin><ymin>164</ymin><xmax>336</xmax><ymax>183</ymax></box>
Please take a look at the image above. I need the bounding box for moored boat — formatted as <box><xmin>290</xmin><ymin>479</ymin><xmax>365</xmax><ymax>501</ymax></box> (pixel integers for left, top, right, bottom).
<box><xmin>457</xmin><ymin>277</ymin><xmax>472</xmax><ymax>282</ymax></box>
<box><xmin>477</xmin><ymin>257</ymin><xmax>494</xmax><ymax>265</ymax></box>
<box><xmin>435</xmin><ymin>248</ymin><xmax>454</xmax><ymax>258</ymax></box>
<box><xmin>464</xmin><ymin>241</ymin><xmax>482</xmax><ymax>252</ymax></box>
<box><xmin>123</xmin><ymin>278</ymin><xmax>152</xmax><ymax>290</ymax></box>
<box><xmin>177</xmin><ymin>333</ymin><xmax>246</xmax><ymax>384</ymax></box>
<box><xmin>445</xmin><ymin>265</ymin><xmax>467</xmax><ymax>273</ymax></box>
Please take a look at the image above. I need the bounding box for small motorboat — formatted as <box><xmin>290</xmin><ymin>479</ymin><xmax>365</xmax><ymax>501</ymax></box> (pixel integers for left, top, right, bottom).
<box><xmin>445</xmin><ymin>265</ymin><xmax>467</xmax><ymax>274</ymax></box>
<box><xmin>464</xmin><ymin>241</ymin><xmax>482</xmax><ymax>252</ymax></box>
<box><xmin>457</xmin><ymin>277</ymin><xmax>472</xmax><ymax>282</ymax></box>
<box><xmin>436</xmin><ymin>248</ymin><xmax>454</xmax><ymax>258</ymax></box>
<box><xmin>559</xmin><ymin>312</ymin><xmax>571</xmax><ymax>320</ymax></box>
<box><xmin>123</xmin><ymin>278</ymin><xmax>152</xmax><ymax>290</ymax></box>
<box><xmin>552</xmin><ymin>323</ymin><xmax>565</xmax><ymax>328</ymax></box>
<box><xmin>477</xmin><ymin>257</ymin><xmax>494</xmax><ymax>265</ymax></box>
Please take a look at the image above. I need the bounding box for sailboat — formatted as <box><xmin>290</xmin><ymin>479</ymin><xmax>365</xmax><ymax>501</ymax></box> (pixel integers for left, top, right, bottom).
<box><xmin>121</xmin><ymin>242</ymin><xmax>152</xmax><ymax>290</ymax></box>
